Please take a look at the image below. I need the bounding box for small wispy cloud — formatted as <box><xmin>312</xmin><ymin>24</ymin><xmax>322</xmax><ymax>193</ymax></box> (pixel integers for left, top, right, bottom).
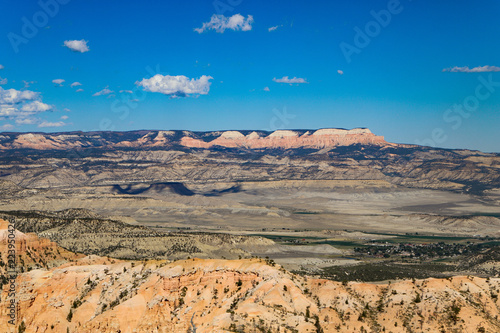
<box><xmin>15</xmin><ymin>118</ymin><xmax>38</xmax><ymax>125</ymax></box>
<box><xmin>120</xmin><ymin>90</ymin><xmax>133</xmax><ymax>94</ymax></box>
<box><xmin>337</xmin><ymin>70</ymin><xmax>344</xmax><ymax>75</ymax></box>
<box><xmin>71</xmin><ymin>82</ymin><xmax>82</xmax><ymax>88</ymax></box>
<box><xmin>23</xmin><ymin>80</ymin><xmax>36</xmax><ymax>88</ymax></box>
<box><xmin>0</xmin><ymin>123</ymin><xmax>14</xmax><ymax>131</ymax></box>
<box><xmin>75</xmin><ymin>89</ymin><xmax>84</xmax><ymax>93</ymax></box>
<box><xmin>195</xmin><ymin>14</ymin><xmax>254</xmax><ymax>33</ymax></box>
<box><xmin>52</xmin><ymin>79</ymin><xmax>65</xmax><ymax>86</ymax></box>
<box><xmin>263</xmin><ymin>87</ymin><xmax>270</xmax><ymax>92</ymax></box>
<box><xmin>38</xmin><ymin>121</ymin><xmax>67</xmax><ymax>128</ymax></box>
<box><xmin>443</xmin><ymin>65</ymin><xmax>500</xmax><ymax>73</ymax></box>
<box><xmin>273</xmin><ymin>76</ymin><xmax>308</xmax><ymax>84</ymax></box>
<box><xmin>93</xmin><ymin>86</ymin><xmax>114</xmax><ymax>96</ymax></box>
<box><xmin>0</xmin><ymin>77</ymin><xmax>7</xmax><ymax>85</ymax></box>
<box><xmin>0</xmin><ymin>65</ymin><xmax>4</xmax><ymax>70</ymax></box>
<box><xmin>268</xmin><ymin>25</ymin><xmax>282</xmax><ymax>32</ymax></box>
<box><xmin>63</xmin><ymin>40</ymin><xmax>90</xmax><ymax>53</ymax></box>
<box><xmin>60</xmin><ymin>115</ymin><xmax>69</xmax><ymax>120</ymax></box>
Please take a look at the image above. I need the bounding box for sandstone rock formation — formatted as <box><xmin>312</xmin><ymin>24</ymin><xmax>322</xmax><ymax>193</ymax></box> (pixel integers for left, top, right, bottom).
<box><xmin>1</xmin><ymin>255</ymin><xmax>500</xmax><ymax>332</ymax></box>
<box><xmin>181</xmin><ymin>128</ymin><xmax>387</xmax><ymax>149</ymax></box>
<box><xmin>0</xmin><ymin>128</ymin><xmax>387</xmax><ymax>150</ymax></box>
<box><xmin>0</xmin><ymin>219</ymin><xmax>82</xmax><ymax>276</ymax></box>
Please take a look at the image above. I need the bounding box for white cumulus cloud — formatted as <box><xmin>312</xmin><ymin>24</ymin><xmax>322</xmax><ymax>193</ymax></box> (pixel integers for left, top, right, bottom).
<box><xmin>93</xmin><ymin>87</ymin><xmax>114</xmax><ymax>96</ymax></box>
<box><xmin>63</xmin><ymin>40</ymin><xmax>90</xmax><ymax>53</ymax></box>
<box><xmin>20</xmin><ymin>101</ymin><xmax>52</xmax><ymax>112</ymax></box>
<box><xmin>195</xmin><ymin>14</ymin><xmax>254</xmax><ymax>33</ymax></box>
<box><xmin>71</xmin><ymin>82</ymin><xmax>82</xmax><ymax>88</ymax></box>
<box><xmin>0</xmin><ymin>87</ymin><xmax>52</xmax><ymax>126</ymax></box>
<box><xmin>136</xmin><ymin>74</ymin><xmax>213</xmax><ymax>97</ymax></box>
<box><xmin>443</xmin><ymin>66</ymin><xmax>500</xmax><ymax>73</ymax></box>
<box><xmin>0</xmin><ymin>105</ymin><xmax>17</xmax><ymax>117</ymax></box>
<box><xmin>273</xmin><ymin>76</ymin><xmax>308</xmax><ymax>84</ymax></box>
<box><xmin>52</xmin><ymin>79</ymin><xmax>65</xmax><ymax>86</ymax></box>
<box><xmin>0</xmin><ymin>87</ymin><xmax>38</xmax><ymax>105</ymax></box>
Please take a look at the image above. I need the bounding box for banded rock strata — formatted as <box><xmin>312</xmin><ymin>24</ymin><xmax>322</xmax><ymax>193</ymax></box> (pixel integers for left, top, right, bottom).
<box><xmin>0</xmin><ymin>128</ymin><xmax>388</xmax><ymax>150</ymax></box>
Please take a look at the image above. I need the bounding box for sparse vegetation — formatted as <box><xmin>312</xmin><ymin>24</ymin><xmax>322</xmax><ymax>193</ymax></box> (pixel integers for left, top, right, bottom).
<box><xmin>18</xmin><ymin>321</ymin><xmax>26</xmax><ymax>333</ymax></box>
<box><xmin>66</xmin><ymin>309</ymin><xmax>73</xmax><ymax>322</ymax></box>
<box><xmin>448</xmin><ymin>302</ymin><xmax>461</xmax><ymax>324</ymax></box>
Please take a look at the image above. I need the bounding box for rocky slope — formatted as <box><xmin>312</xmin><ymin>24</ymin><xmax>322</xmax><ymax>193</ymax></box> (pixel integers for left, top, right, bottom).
<box><xmin>2</xmin><ymin>255</ymin><xmax>500</xmax><ymax>333</ymax></box>
<box><xmin>0</xmin><ymin>218</ymin><xmax>82</xmax><ymax>277</ymax></box>
<box><xmin>0</xmin><ymin>211</ymin><xmax>277</xmax><ymax>260</ymax></box>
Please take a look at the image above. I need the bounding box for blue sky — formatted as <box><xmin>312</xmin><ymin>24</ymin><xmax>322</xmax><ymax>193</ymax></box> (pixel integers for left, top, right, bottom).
<box><xmin>0</xmin><ymin>0</ymin><xmax>499</xmax><ymax>152</ymax></box>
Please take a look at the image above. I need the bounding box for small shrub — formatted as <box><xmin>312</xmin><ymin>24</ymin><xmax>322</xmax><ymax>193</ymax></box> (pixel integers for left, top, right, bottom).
<box><xmin>67</xmin><ymin>310</ymin><xmax>73</xmax><ymax>322</ymax></box>
<box><xmin>18</xmin><ymin>321</ymin><xmax>26</xmax><ymax>333</ymax></box>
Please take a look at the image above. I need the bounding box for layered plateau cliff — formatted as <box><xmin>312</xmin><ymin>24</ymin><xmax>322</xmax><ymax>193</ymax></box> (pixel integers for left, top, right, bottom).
<box><xmin>0</xmin><ymin>128</ymin><xmax>388</xmax><ymax>150</ymax></box>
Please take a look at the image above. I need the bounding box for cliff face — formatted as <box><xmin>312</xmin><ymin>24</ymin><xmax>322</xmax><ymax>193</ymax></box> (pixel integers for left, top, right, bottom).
<box><xmin>0</xmin><ymin>128</ymin><xmax>388</xmax><ymax>150</ymax></box>
<box><xmin>181</xmin><ymin>128</ymin><xmax>387</xmax><ymax>149</ymax></box>
<box><xmin>2</xmin><ymin>256</ymin><xmax>500</xmax><ymax>333</ymax></box>
<box><xmin>0</xmin><ymin>134</ymin><xmax>498</xmax><ymax>196</ymax></box>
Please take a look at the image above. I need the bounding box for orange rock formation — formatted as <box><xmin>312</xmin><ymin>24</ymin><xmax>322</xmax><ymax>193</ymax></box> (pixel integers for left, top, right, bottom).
<box><xmin>0</xmin><ymin>128</ymin><xmax>389</xmax><ymax>150</ymax></box>
<box><xmin>3</xmin><ymin>221</ymin><xmax>500</xmax><ymax>332</ymax></box>
<box><xmin>181</xmin><ymin>128</ymin><xmax>388</xmax><ymax>149</ymax></box>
